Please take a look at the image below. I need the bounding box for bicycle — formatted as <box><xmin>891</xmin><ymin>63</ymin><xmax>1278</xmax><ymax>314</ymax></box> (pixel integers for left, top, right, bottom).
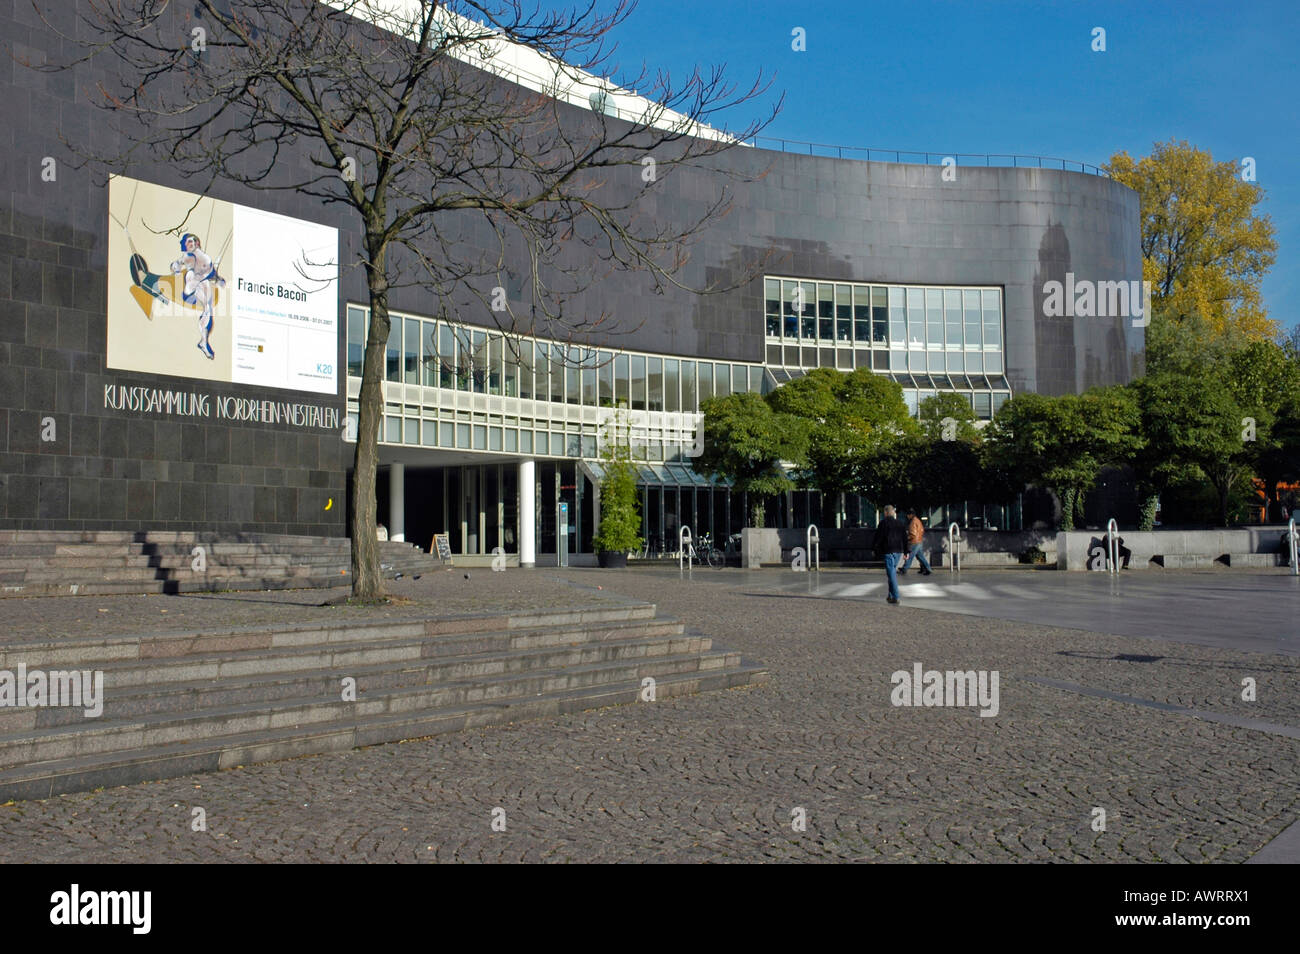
<box><xmin>688</xmin><ymin>532</ymin><xmax>724</xmax><ymax>568</ymax></box>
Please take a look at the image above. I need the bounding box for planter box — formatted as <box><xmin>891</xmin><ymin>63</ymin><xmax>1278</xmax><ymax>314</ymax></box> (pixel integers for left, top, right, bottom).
<box><xmin>597</xmin><ymin>551</ymin><xmax>628</xmax><ymax>569</ymax></box>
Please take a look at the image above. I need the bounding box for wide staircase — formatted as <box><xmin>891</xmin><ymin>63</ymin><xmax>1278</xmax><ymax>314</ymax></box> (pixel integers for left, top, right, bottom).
<box><xmin>0</xmin><ymin>600</ymin><xmax>766</xmax><ymax>800</ymax></box>
<box><xmin>0</xmin><ymin>531</ymin><xmax>444</xmax><ymax>597</ymax></box>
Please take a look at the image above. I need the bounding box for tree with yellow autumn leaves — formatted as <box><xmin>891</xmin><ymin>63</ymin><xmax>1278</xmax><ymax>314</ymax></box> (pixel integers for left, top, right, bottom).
<box><xmin>1106</xmin><ymin>139</ymin><xmax>1278</xmax><ymax>343</ymax></box>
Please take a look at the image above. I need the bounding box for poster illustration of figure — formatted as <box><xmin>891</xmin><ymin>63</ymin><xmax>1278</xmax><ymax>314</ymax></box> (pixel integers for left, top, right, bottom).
<box><xmin>107</xmin><ymin>174</ymin><xmax>338</xmax><ymax>394</ymax></box>
<box><xmin>107</xmin><ymin>176</ymin><xmax>235</xmax><ymax>383</ymax></box>
<box><xmin>170</xmin><ymin>232</ymin><xmax>226</xmax><ymax>360</ymax></box>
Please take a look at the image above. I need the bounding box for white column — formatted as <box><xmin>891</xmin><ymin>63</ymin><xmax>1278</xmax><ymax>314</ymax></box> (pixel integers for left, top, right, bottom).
<box><xmin>389</xmin><ymin>461</ymin><xmax>405</xmax><ymax>543</ymax></box>
<box><xmin>519</xmin><ymin>458</ymin><xmax>536</xmax><ymax>568</ymax></box>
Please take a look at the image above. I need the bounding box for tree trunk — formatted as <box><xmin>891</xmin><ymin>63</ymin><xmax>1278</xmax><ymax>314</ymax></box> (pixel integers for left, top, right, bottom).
<box><xmin>350</xmin><ymin>235</ymin><xmax>390</xmax><ymax>600</ymax></box>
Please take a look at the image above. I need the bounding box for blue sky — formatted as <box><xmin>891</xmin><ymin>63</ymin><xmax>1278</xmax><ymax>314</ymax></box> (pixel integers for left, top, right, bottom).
<box><xmin>592</xmin><ymin>0</ymin><xmax>1300</xmax><ymax>334</ymax></box>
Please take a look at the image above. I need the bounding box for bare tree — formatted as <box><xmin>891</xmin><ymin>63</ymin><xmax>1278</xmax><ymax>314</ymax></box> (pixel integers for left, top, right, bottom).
<box><xmin>36</xmin><ymin>0</ymin><xmax>778</xmax><ymax>599</ymax></box>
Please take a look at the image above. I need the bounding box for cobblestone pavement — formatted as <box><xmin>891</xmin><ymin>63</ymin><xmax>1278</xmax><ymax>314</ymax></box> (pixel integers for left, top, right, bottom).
<box><xmin>0</xmin><ymin>568</ymin><xmax>1296</xmax><ymax>863</ymax></box>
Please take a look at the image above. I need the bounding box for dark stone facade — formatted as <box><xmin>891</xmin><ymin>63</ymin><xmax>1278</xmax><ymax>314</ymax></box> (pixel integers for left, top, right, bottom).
<box><xmin>0</xmin><ymin>2</ymin><xmax>1142</xmax><ymax>534</ymax></box>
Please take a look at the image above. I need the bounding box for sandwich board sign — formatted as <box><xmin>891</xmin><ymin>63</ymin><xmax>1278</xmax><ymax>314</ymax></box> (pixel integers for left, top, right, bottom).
<box><xmin>432</xmin><ymin>533</ymin><xmax>453</xmax><ymax>565</ymax></box>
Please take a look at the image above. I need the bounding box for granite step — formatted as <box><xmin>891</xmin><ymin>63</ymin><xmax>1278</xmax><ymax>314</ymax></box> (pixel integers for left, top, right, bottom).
<box><xmin>0</xmin><ymin>662</ymin><xmax>769</xmax><ymax>802</ymax></box>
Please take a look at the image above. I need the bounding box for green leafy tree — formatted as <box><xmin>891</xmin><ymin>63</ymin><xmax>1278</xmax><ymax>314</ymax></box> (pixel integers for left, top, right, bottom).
<box><xmin>917</xmin><ymin>393</ymin><xmax>980</xmax><ymax>443</ymax></box>
<box><xmin>766</xmin><ymin>368</ymin><xmax>914</xmax><ymax>495</ymax></box>
<box><xmin>696</xmin><ymin>392</ymin><xmax>807</xmax><ymax>525</ymax></box>
<box><xmin>592</xmin><ymin>408</ymin><xmax>642</xmax><ymax>555</ymax></box>
<box><xmin>984</xmin><ymin>389</ymin><xmax>1140</xmax><ymax>530</ymax></box>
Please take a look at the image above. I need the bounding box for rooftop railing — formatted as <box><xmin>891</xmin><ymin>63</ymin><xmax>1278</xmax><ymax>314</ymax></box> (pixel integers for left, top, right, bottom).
<box><xmin>745</xmin><ymin>135</ymin><xmax>1108</xmax><ymax>176</ymax></box>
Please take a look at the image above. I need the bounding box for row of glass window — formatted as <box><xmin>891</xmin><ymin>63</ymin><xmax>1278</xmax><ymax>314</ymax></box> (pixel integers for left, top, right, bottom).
<box><xmin>347</xmin><ymin>306</ymin><xmax>765</xmax><ymax>413</ymax></box>
<box><xmin>766</xmin><ymin>341</ymin><xmax>1004</xmax><ymax>375</ymax></box>
<box><xmin>765</xmin><ymin>279</ymin><xmax>1003</xmax><ymax>352</ymax></box>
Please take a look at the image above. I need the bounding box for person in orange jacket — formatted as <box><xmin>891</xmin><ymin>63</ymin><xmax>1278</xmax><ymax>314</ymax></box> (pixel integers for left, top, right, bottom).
<box><xmin>899</xmin><ymin>509</ymin><xmax>932</xmax><ymax>576</ymax></box>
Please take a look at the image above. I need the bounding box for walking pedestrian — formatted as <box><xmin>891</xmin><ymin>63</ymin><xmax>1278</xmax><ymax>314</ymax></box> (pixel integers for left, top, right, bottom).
<box><xmin>873</xmin><ymin>504</ymin><xmax>909</xmax><ymax>604</ymax></box>
<box><xmin>899</xmin><ymin>510</ymin><xmax>933</xmax><ymax>576</ymax></box>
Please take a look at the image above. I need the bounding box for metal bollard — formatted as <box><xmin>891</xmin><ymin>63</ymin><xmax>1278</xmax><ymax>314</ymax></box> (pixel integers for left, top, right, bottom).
<box><xmin>806</xmin><ymin>524</ymin><xmax>820</xmax><ymax>572</ymax></box>
<box><xmin>1290</xmin><ymin>517</ymin><xmax>1298</xmax><ymax>577</ymax></box>
<box><xmin>1106</xmin><ymin>518</ymin><xmax>1119</xmax><ymax>575</ymax></box>
<box><xmin>679</xmin><ymin>525</ymin><xmax>692</xmax><ymax>581</ymax></box>
<box><xmin>948</xmin><ymin>522</ymin><xmax>961</xmax><ymax>573</ymax></box>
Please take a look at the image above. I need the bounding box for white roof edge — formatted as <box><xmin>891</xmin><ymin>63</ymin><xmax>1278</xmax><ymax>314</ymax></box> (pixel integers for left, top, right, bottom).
<box><xmin>321</xmin><ymin>0</ymin><xmax>747</xmax><ymax>145</ymax></box>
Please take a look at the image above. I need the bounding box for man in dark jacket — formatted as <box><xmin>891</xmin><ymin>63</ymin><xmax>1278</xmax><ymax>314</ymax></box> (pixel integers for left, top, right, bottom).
<box><xmin>873</xmin><ymin>504</ymin><xmax>909</xmax><ymax>604</ymax></box>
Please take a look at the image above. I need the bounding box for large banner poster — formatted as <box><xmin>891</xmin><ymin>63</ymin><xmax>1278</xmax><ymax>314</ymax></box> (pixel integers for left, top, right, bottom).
<box><xmin>107</xmin><ymin>175</ymin><xmax>339</xmax><ymax>395</ymax></box>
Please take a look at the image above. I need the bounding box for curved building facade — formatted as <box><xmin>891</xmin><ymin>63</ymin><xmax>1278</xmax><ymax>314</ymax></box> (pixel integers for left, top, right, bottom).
<box><xmin>0</xmin><ymin>2</ymin><xmax>1143</xmax><ymax>560</ymax></box>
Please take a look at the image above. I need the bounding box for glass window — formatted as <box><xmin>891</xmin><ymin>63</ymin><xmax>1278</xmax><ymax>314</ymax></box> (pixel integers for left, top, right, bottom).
<box><xmin>598</xmin><ymin>351</ymin><xmax>613</xmax><ymax>406</ymax></box>
<box><xmin>801</xmin><ymin>281</ymin><xmax>816</xmax><ymax>339</ymax></box>
<box><xmin>404</xmin><ymin>318</ymin><xmax>420</xmax><ymax>384</ymax></box>
<box><xmin>439</xmin><ymin>325</ymin><xmax>455</xmax><ymax>389</ymax></box>
<box><xmin>715</xmin><ymin>363</ymin><xmax>730</xmax><ymax>398</ymax></box>
<box><xmin>488</xmin><ymin>336</ymin><xmax>503</xmax><ymax>395</ymax></box>
<box><xmin>665</xmin><ymin>359</ymin><xmax>680</xmax><ymax>413</ymax></box>
<box><xmin>422</xmin><ymin>322</ymin><xmax>437</xmax><ymax>387</ymax></box>
<box><xmin>853</xmin><ymin>285</ymin><xmax>871</xmax><ymax>342</ymax></box>
<box><xmin>386</xmin><ymin>416</ymin><xmax>401</xmax><ymax>442</ymax></box>
<box><xmin>945</xmin><ymin>289</ymin><xmax>963</xmax><ymax>349</ymax></box>
<box><xmin>766</xmin><ymin>278</ymin><xmax>781</xmax><ymax>337</ymax></box>
<box><xmin>615</xmin><ymin>353</ymin><xmax>629</xmax><ymax>407</ymax></box>
<box><xmin>405</xmin><ymin>418</ymin><xmax>419</xmax><ymax>445</ymax></box>
<box><xmin>698</xmin><ymin>362</ymin><xmax>714</xmax><ymax>402</ymax></box>
<box><xmin>422</xmin><ymin>420</ymin><xmax>437</xmax><ymax>446</ymax></box>
<box><xmin>347</xmin><ymin>306</ymin><xmax>365</xmax><ymax>377</ymax></box>
<box><xmin>504</xmin><ymin>338</ymin><xmax>519</xmax><ymax>397</ymax></box>
<box><xmin>581</xmin><ymin>351</ymin><xmax>596</xmax><ymax>406</ymax></box>
<box><xmin>906</xmin><ymin>288</ymin><xmax>924</xmax><ymax>348</ymax></box>
<box><xmin>926</xmin><ymin>289</ymin><xmax>943</xmax><ymax>351</ymax></box>
<box><xmin>965</xmin><ymin>351</ymin><xmax>983</xmax><ymax>373</ymax></box>
<box><xmin>565</xmin><ymin>346</ymin><xmax>579</xmax><ymax>405</ymax></box>
<box><xmin>818</xmin><ymin>283</ymin><xmax>834</xmax><ymax>340</ymax></box>
<box><xmin>630</xmin><ymin>355</ymin><xmax>646</xmax><ymax>411</ymax></box>
<box><xmin>456</xmin><ymin>423</ymin><xmax>470</xmax><ymax>448</ymax></box>
<box><xmin>964</xmin><ymin>290</ymin><xmax>982</xmax><ymax>350</ymax></box>
<box><xmin>472</xmin><ymin>331</ymin><xmax>487</xmax><ymax>394</ymax></box>
<box><xmin>836</xmin><ymin>285</ymin><xmax>852</xmax><ymax>342</ymax></box>
<box><xmin>473</xmin><ymin>425</ymin><xmax>487</xmax><ymax>450</ymax></box>
<box><xmin>973</xmin><ymin>392</ymin><xmax>992</xmax><ymax>419</ymax></box>
<box><xmin>439</xmin><ymin>419</ymin><xmax>453</xmax><ymax>447</ymax></box>
<box><xmin>750</xmin><ymin>366</ymin><xmax>764</xmax><ymax>393</ymax></box>
<box><xmin>534</xmin><ymin>343</ymin><xmax>549</xmax><ymax>402</ymax></box>
<box><xmin>984</xmin><ymin>351</ymin><xmax>1004</xmax><ymax>374</ymax></box>
<box><xmin>517</xmin><ymin>341</ymin><xmax>533</xmax><ymax>399</ymax></box>
<box><xmin>549</xmin><ymin>344</ymin><xmax>564</xmax><ymax>404</ymax></box>
<box><xmin>888</xmin><ymin>287</ymin><xmax>906</xmax><ymax>345</ymax></box>
<box><xmin>455</xmin><ymin>331</ymin><xmax>473</xmax><ymax>390</ymax></box>
<box><xmin>520</xmin><ymin>431</ymin><xmax>533</xmax><ymax>454</ymax></box>
<box><xmin>648</xmin><ymin>357</ymin><xmax>663</xmax><ymax>411</ymax></box>
<box><xmin>385</xmin><ymin>317</ymin><xmax>401</xmax><ymax>382</ymax></box>
<box><xmin>783</xmin><ymin>280</ymin><xmax>800</xmax><ymax>339</ymax></box>
<box><xmin>682</xmin><ymin>360</ymin><xmax>697</xmax><ymax>412</ymax></box>
<box><xmin>732</xmin><ymin>364</ymin><xmax>747</xmax><ymax>394</ymax></box>
<box><xmin>982</xmin><ymin>289</ymin><xmax>1002</xmax><ymax>350</ymax></box>
<box><xmin>992</xmin><ymin>393</ymin><xmax>1009</xmax><ymax>415</ymax></box>
<box><xmin>872</xmin><ymin>287</ymin><xmax>888</xmax><ymax>344</ymax></box>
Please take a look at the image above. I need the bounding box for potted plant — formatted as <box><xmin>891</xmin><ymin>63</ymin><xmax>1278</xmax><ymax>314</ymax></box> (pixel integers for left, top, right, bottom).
<box><xmin>593</xmin><ymin>406</ymin><xmax>643</xmax><ymax>567</ymax></box>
